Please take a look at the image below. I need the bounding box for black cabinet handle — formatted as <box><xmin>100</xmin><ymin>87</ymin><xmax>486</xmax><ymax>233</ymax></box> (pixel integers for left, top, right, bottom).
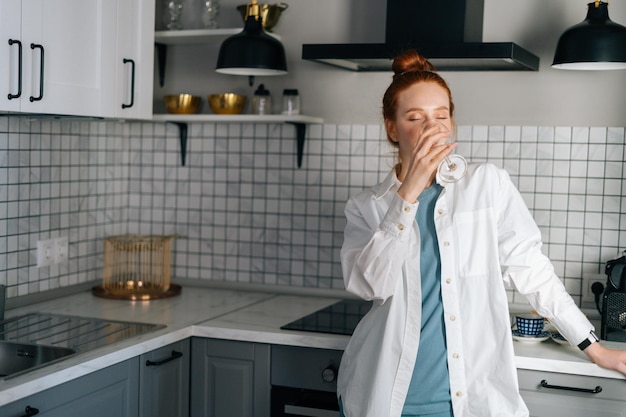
<box><xmin>540</xmin><ymin>379</ymin><xmax>602</xmax><ymax>394</ymax></box>
<box><xmin>7</xmin><ymin>39</ymin><xmax>22</xmax><ymax>99</ymax></box>
<box><xmin>20</xmin><ymin>406</ymin><xmax>39</xmax><ymax>416</ymax></box>
<box><xmin>145</xmin><ymin>350</ymin><xmax>183</xmax><ymax>367</ymax></box>
<box><xmin>29</xmin><ymin>43</ymin><xmax>44</xmax><ymax>102</ymax></box>
<box><xmin>121</xmin><ymin>58</ymin><xmax>135</xmax><ymax>109</ymax></box>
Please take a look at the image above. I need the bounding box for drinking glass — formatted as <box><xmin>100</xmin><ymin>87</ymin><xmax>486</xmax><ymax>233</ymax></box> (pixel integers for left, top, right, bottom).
<box><xmin>200</xmin><ymin>0</ymin><xmax>220</xmax><ymax>29</ymax></box>
<box><xmin>424</xmin><ymin>120</ymin><xmax>467</xmax><ymax>183</ymax></box>
<box><xmin>164</xmin><ymin>0</ymin><xmax>184</xmax><ymax>30</ymax></box>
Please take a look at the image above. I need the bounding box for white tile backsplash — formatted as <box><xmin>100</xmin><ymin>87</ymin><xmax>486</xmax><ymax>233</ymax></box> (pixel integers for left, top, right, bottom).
<box><xmin>0</xmin><ymin>117</ymin><xmax>624</xmax><ymax>306</ymax></box>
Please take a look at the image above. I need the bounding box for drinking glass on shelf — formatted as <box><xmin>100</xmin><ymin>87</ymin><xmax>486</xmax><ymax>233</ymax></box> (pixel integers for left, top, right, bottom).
<box><xmin>200</xmin><ymin>0</ymin><xmax>220</xmax><ymax>29</ymax></box>
<box><xmin>424</xmin><ymin>120</ymin><xmax>467</xmax><ymax>183</ymax></box>
<box><xmin>164</xmin><ymin>0</ymin><xmax>184</xmax><ymax>30</ymax></box>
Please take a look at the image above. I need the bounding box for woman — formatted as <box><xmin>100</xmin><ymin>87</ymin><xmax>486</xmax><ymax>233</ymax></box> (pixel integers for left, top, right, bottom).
<box><xmin>337</xmin><ymin>50</ymin><xmax>626</xmax><ymax>417</ymax></box>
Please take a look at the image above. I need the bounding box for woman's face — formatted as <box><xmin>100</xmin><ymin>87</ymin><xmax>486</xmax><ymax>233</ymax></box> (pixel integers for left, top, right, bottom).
<box><xmin>385</xmin><ymin>81</ymin><xmax>453</xmax><ymax>163</ymax></box>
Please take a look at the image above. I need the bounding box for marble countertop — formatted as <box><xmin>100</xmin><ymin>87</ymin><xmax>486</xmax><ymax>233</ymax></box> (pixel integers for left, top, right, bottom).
<box><xmin>0</xmin><ymin>285</ymin><xmax>624</xmax><ymax>407</ymax></box>
<box><xmin>200</xmin><ymin>294</ymin><xmax>626</xmax><ymax>380</ymax></box>
<box><xmin>0</xmin><ymin>286</ymin><xmax>278</xmax><ymax>407</ymax></box>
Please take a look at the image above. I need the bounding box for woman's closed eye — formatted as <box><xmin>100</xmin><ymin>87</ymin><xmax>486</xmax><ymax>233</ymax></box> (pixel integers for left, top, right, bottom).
<box><xmin>407</xmin><ymin>113</ymin><xmax>425</xmax><ymax>122</ymax></box>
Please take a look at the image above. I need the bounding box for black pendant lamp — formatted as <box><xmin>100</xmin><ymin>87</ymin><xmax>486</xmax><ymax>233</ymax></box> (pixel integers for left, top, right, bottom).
<box><xmin>552</xmin><ymin>1</ymin><xmax>626</xmax><ymax>70</ymax></box>
<box><xmin>216</xmin><ymin>0</ymin><xmax>287</xmax><ymax>85</ymax></box>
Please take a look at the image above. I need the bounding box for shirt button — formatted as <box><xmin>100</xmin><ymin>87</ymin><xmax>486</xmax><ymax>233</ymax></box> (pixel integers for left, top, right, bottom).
<box><xmin>452</xmin><ymin>353</ymin><xmax>460</xmax><ymax>359</ymax></box>
<box><xmin>445</xmin><ymin>278</ymin><xmax>452</xmax><ymax>284</ymax></box>
<box><xmin>443</xmin><ymin>241</ymin><xmax>450</xmax><ymax>247</ymax></box>
<box><xmin>449</xmin><ymin>315</ymin><xmax>456</xmax><ymax>321</ymax></box>
<box><xmin>403</xmin><ymin>206</ymin><xmax>411</xmax><ymax>213</ymax></box>
<box><xmin>437</xmin><ymin>209</ymin><xmax>444</xmax><ymax>215</ymax></box>
<box><xmin>398</xmin><ymin>224</ymin><xmax>405</xmax><ymax>231</ymax></box>
<box><xmin>456</xmin><ymin>391</ymin><xmax>463</xmax><ymax>397</ymax></box>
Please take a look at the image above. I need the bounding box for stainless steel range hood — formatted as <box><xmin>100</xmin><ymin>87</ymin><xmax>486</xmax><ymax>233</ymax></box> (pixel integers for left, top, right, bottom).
<box><xmin>302</xmin><ymin>0</ymin><xmax>539</xmax><ymax>72</ymax></box>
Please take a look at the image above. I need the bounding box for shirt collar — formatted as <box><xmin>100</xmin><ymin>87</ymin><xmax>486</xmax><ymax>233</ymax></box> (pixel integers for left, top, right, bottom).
<box><xmin>373</xmin><ymin>170</ymin><xmax>402</xmax><ymax>200</ymax></box>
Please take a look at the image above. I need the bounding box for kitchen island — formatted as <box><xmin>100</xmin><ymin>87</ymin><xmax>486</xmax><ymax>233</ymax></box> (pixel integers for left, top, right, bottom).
<box><xmin>0</xmin><ymin>284</ymin><xmax>624</xmax><ymax>408</ymax></box>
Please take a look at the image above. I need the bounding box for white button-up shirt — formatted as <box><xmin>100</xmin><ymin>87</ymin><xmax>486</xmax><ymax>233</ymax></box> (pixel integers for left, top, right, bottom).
<box><xmin>338</xmin><ymin>164</ymin><xmax>594</xmax><ymax>417</ymax></box>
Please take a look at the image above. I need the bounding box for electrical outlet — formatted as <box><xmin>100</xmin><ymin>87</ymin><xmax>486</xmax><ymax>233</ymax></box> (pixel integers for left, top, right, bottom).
<box><xmin>581</xmin><ymin>273</ymin><xmax>606</xmax><ymax>310</ymax></box>
<box><xmin>36</xmin><ymin>237</ymin><xmax>69</xmax><ymax>267</ymax></box>
<box><xmin>37</xmin><ymin>239</ymin><xmax>56</xmax><ymax>267</ymax></box>
<box><xmin>54</xmin><ymin>237</ymin><xmax>68</xmax><ymax>263</ymax></box>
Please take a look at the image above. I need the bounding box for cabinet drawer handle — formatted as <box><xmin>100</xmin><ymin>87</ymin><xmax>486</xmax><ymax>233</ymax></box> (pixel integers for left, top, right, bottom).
<box><xmin>29</xmin><ymin>43</ymin><xmax>44</xmax><ymax>102</ymax></box>
<box><xmin>7</xmin><ymin>39</ymin><xmax>22</xmax><ymax>99</ymax></box>
<box><xmin>20</xmin><ymin>406</ymin><xmax>39</xmax><ymax>416</ymax></box>
<box><xmin>145</xmin><ymin>350</ymin><xmax>183</xmax><ymax>366</ymax></box>
<box><xmin>121</xmin><ymin>58</ymin><xmax>135</xmax><ymax>109</ymax></box>
<box><xmin>540</xmin><ymin>379</ymin><xmax>602</xmax><ymax>394</ymax></box>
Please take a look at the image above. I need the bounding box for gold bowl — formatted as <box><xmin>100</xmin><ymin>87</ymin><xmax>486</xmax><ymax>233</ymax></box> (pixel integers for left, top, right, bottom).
<box><xmin>236</xmin><ymin>3</ymin><xmax>288</xmax><ymax>31</ymax></box>
<box><xmin>208</xmin><ymin>93</ymin><xmax>247</xmax><ymax>115</ymax></box>
<box><xmin>164</xmin><ymin>94</ymin><xmax>202</xmax><ymax>114</ymax></box>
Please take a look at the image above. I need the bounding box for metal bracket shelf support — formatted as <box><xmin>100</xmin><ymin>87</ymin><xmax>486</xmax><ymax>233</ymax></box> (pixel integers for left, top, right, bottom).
<box><xmin>169</xmin><ymin>121</ymin><xmax>308</xmax><ymax>168</ymax></box>
<box><xmin>287</xmin><ymin>122</ymin><xmax>307</xmax><ymax>168</ymax></box>
<box><xmin>172</xmin><ymin>122</ymin><xmax>188</xmax><ymax>166</ymax></box>
<box><xmin>156</xmin><ymin>43</ymin><xmax>167</xmax><ymax>87</ymax></box>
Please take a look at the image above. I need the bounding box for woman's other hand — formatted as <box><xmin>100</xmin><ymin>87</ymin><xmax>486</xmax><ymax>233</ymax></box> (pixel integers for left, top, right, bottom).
<box><xmin>584</xmin><ymin>342</ymin><xmax>626</xmax><ymax>376</ymax></box>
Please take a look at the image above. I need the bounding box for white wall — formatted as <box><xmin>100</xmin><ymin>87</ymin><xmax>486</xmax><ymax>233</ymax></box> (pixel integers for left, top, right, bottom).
<box><xmin>155</xmin><ymin>0</ymin><xmax>626</xmax><ymax>126</ymax></box>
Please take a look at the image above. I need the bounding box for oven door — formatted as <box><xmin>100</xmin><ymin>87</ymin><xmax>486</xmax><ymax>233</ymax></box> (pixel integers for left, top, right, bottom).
<box><xmin>271</xmin><ymin>386</ymin><xmax>340</xmax><ymax>417</ymax></box>
<box><xmin>271</xmin><ymin>345</ymin><xmax>343</xmax><ymax>417</ymax></box>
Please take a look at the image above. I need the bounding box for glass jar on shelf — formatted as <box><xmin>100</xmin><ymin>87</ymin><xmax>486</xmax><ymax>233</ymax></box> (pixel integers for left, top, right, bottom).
<box><xmin>281</xmin><ymin>89</ymin><xmax>300</xmax><ymax>115</ymax></box>
<box><xmin>252</xmin><ymin>84</ymin><xmax>272</xmax><ymax>115</ymax></box>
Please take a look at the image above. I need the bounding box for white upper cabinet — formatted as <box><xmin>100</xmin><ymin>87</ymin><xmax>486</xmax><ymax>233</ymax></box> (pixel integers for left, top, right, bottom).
<box><xmin>0</xmin><ymin>0</ymin><xmax>26</xmax><ymax>113</ymax></box>
<box><xmin>113</xmin><ymin>0</ymin><xmax>154</xmax><ymax>119</ymax></box>
<box><xmin>0</xmin><ymin>0</ymin><xmax>154</xmax><ymax>119</ymax></box>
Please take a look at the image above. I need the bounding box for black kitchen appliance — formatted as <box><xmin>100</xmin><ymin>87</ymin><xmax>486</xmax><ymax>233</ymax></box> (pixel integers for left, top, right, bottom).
<box><xmin>302</xmin><ymin>0</ymin><xmax>540</xmax><ymax>71</ymax></box>
<box><xmin>274</xmin><ymin>300</ymin><xmax>371</xmax><ymax>417</ymax></box>
<box><xmin>271</xmin><ymin>345</ymin><xmax>344</xmax><ymax>417</ymax></box>
<box><xmin>280</xmin><ymin>299</ymin><xmax>372</xmax><ymax>336</ymax></box>
<box><xmin>601</xmin><ymin>253</ymin><xmax>626</xmax><ymax>341</ymax></box>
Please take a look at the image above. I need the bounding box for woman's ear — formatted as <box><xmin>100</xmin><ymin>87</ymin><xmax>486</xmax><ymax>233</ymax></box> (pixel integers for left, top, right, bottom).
<box><xmin>385</xmin><ymin>119</ymin><xmax>398</xmax><ymax>143</ymax></box>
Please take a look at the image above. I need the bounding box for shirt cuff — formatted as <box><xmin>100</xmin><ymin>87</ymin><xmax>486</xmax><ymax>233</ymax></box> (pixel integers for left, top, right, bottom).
<box><xmin>577</xmin><ymin>331</ymin><xmax>599</xmax><ymax>351</ymax></box>
<box><xmin>379</xmin><ymin>193</ymin><xmax>418</xmax><ymax>236</ymax></box>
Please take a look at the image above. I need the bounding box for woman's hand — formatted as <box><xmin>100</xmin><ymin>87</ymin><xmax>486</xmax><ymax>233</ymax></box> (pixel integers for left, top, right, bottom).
<box><xmin>584</xmin><ymin>342</ymin><xmax>626</xmax><ymax>375</ymax></box>
<box><xmin>397</xmin><ymin>121</ymin><xmax>456</xmax><ymax>203</ymax></box>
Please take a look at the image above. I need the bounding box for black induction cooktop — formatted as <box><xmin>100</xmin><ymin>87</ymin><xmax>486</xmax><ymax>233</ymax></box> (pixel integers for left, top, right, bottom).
<box><xmin>280</xmin><ymin>299</ymin><xmax>372</xmax><ymax>336</ymax></box>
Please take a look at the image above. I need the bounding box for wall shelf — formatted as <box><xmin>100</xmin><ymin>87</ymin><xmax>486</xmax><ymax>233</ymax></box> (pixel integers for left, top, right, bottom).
<box><xmin>154</xmin><ymin>28</ymin><xmax>281</xmax><ymax>44</ymax></box>
<box><xmin>153</xmin><ymin>30</ymin><xmax>313</xmax><ymax>167</ymax></box>
<box><xmin>154</xmin><ymin>29</ymin><xmax>282</xmax><ymax>86</ymax></box>
<box><xmin>152</xmin><ymin>114</ymin><xmax>320</xmax><ymax>123</ymax></box>
<box><xmin>155</xmin><ymin>29</ymin><xmax>241</xmax><ymax>87</ymax></box>
<box><xmin>152</xmin><ymin>114</ymin><xmax>324</xmax><ymax>168</ymax></box>
<box><xmin>155</xmin><ymin>28</ymin><xmax>241</xmax><ymax>44</ymax></box>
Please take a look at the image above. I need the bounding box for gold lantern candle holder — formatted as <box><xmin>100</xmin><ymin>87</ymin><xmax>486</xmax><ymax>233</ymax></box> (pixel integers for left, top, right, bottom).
<box><xmin>93</xmin><ymin>234</ymin><xmax>181</xmax><ymax>300</ymax></box>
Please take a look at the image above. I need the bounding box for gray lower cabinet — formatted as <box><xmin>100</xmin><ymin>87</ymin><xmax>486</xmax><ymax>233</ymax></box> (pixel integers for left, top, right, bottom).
<box><xmin>190</xmin><ymin>337</ymin><xmax>271</xmax><ymax>417</ymax></box>
<box><xmin>518</xmin><ymin>369</ymin><xmax>626</xmax><ymax>417</ymax></box>
<box><xmin>139</xmin><ymin>339</ymin><xmax>190</xmax><ymax>417</ymax></box>
<box><xmin>0</xmin><ymin>358</ymin><xmax>139</xmax><ymax>417</ymax></box>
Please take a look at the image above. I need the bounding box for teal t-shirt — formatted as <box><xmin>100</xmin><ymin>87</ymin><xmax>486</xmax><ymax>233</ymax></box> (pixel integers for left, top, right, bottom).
<box><xmin>402</xmin><ymin>184</ymin><xmax>452</xmax><ymax>415</ymax></box>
